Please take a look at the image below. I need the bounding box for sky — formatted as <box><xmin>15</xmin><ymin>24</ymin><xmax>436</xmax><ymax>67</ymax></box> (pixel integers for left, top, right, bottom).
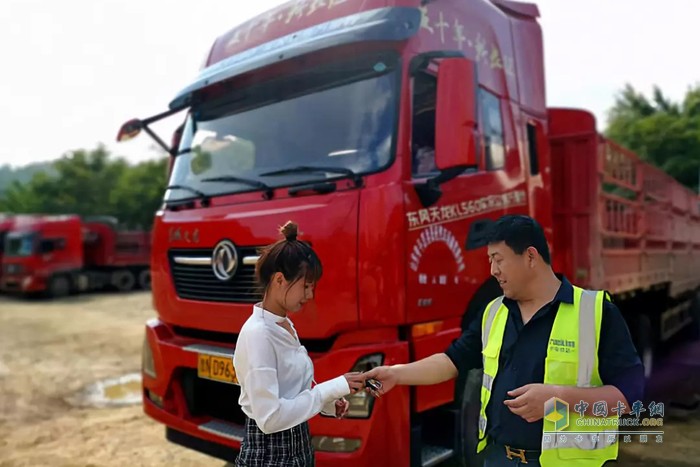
<box><xmin>1</xmin><ymin>0</ymin><xmax>698</xmax><ymax>167</ymax></box>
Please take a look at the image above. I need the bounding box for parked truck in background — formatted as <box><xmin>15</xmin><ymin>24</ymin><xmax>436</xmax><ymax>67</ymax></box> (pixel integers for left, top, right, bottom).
<box><xmin>0</xmin><ymin>214</ymin><xmax>15</xmax><ymax>284</ymax></box>
<box><xmin>118</xmin><ymin>0</ymin><xmax>700</xmax><ymax>465</ymax></box>
<box><xmin>1</xmin><ymin>214</ymin><xmax>151</xmax><ymax>297</ymax></box>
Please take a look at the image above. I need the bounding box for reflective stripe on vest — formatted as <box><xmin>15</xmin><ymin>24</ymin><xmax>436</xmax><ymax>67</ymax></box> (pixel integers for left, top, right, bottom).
<box><xmin>577</xmin><ymin>289</ymin><xmax>597</xmax><ymax>387</ymax></box>
<box><xmin>477</xmin><ymin>296</ymin><xmax>504</xmax><ymax>441</ymax></box>
<box><xmin>481</xmin><ymin>296</ymin><xmax>504</xmax><ymax>350</ymax></box>
<box><xmin>478</xmin><ymin>287</ymin><xmax>619</xmax><ymax>467</ymax></box>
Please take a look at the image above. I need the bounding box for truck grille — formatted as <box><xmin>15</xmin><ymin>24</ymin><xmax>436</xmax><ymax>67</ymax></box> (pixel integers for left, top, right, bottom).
<box><xmin>168</xmin><ymin>247</ymin><xmax>262</xmax><ymax>303</ymax></box>
<box><xmin>3</xmin><ymin>264</ymin><xmax>22</xmax><ymax>274</ymax></box>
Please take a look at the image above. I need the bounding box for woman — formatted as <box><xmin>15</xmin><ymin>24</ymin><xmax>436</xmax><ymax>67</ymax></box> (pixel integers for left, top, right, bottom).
<box><xmin>233</xmin><ymin>221</ymin><xmax>364</xmax><ymax>466</ymax></box>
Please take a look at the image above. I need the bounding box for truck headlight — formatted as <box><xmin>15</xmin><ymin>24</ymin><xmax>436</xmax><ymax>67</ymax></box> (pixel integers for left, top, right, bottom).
<box><xmin>142</xmin><ymin>334</ymin><xmax>156</xmax><ymax>378</ymax></box>
<box><xmin>312</xmin><ymin>436</ymin><xmax>362</xmax><ymax>453</ymax></box>
<box><xmin>345</xmin><ymin>353</ymin><xmax>383</xmax><ymax>419</ymax></box>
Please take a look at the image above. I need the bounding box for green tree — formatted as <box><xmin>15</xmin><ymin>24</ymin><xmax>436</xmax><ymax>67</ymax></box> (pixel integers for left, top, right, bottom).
<box><xmin>606</xmin><ymin>83</ymin><xmax>700</xmax><ymax>191</ymax></box>
<box><xmin>110</xmin><ymin>158</ymin><xmax>168</xmax><ymax>229</ymax></box>
<box><xmin>0</xmin><ymin>161</ymin><xmax>55</xmax><ymax>195</ymax></box>
<box><xmin>0</xmin><ymin>145</ymin><xmax>168</xmax><ymax>229</ymax></box>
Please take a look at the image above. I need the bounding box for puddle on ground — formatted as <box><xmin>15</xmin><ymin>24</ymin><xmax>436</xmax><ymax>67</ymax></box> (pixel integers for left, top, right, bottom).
<box><xmin>65</xmin><ymin>372</ymin><xmax>142</xmax><ymax>408</ymax></box>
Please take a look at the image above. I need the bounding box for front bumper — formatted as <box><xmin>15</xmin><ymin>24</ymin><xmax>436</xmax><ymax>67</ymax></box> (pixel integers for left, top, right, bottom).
<box><xmin>0</xmin><ymin>274</ymin><xmax>45</xmax><ymax>293</ymax></box>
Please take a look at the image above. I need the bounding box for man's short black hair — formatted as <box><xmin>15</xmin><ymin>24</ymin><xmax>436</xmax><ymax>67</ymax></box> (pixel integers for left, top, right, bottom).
<box><xmin>486</xmin><ymin>215</ymin><xmax>551</xmax><ymax>265</ymax></box>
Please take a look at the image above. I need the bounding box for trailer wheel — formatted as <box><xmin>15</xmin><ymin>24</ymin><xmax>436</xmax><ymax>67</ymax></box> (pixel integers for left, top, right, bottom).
<box><xmin>111</xmin><ymin>270</ymin><xmax>135</xmax><ymax>292</ymax></box>
<box><xmin>138</xmin><ymin>270</ymin><xmax>151</xmax><ymax>290</ymax></box>
<box><xmin>454</xmin><ymin>368</ymin><xmax>484</xmax><ymax>467</ymax></box>
<box><xmin>48</xmin><ymin>275</ymin><xmax>70</xmax><ymax>298</ymax></box>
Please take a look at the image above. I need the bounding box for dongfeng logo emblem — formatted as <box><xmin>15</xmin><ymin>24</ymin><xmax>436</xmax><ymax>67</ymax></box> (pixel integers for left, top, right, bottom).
<box><xmin>212</xmin><ymin>240</ymin><xmax>239</xmax><ymax>281</ymax></box>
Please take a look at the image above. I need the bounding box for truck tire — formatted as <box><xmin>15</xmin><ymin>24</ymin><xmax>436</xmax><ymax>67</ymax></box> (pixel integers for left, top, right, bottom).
<box><xmin>111</xmin><ymin>270</ymin><xmax>135</xmax><ymax>292</ymax></box>
<box><xmin>454</xmin><ymin>368</ymin><xmax>484</xmax><ymax>467</ymax></box>
<box><xmin>451</xmin><ymin>280</ymin><xmax>500</xmax><ymax>467</ymax></box>
<box><xmin>138</xmin><ymin>270</ymin><xmax>151</xmax><ymax>290</ymax></box>
<box><xmin>48</xmin><ymin>275</ymin><xmax>71</xmax><ymax>298</ymax></box>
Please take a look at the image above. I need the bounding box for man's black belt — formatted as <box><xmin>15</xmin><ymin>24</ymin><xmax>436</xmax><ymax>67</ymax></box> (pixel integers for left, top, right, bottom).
<box><xmin>493</xmin><ymin>443</ymin><xmax>541</xmax><ymax>463</ymax></box>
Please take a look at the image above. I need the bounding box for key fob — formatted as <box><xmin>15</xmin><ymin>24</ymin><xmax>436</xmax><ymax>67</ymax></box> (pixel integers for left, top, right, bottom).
<box><xmin>365</xmin><ymin>378</ymin><xmax>382</xmax><ymax>392</ymax></box>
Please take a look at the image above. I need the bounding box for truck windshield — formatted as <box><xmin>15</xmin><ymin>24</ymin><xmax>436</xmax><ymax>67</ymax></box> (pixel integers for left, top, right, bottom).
<box><xmin>4</xmin><ymin>232</ymin><xmax>35</xmax><ymax>257</ymax></box>
<box><xmin>165</xmin><ymin>52</ymin><xmax>400</xmax><ymax>202</ymax></box>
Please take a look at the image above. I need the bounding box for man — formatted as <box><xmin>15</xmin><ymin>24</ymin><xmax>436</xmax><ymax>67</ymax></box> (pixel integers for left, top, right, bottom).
<box><xmin>364</xmin><ymin>215</ymin><xmax>644</xmax><ymax>466</ymax></box>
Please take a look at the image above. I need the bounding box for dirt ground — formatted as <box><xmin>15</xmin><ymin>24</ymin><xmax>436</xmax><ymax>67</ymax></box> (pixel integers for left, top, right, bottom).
<box><xmin>1</xmin><ymin>291</ymin><xmax>699</xmax><ymax>466</ymax></box>
<box><xmin>0</xmin><ymin>292</ymin><xmax>212</xmax><ymax>467</ymax></box>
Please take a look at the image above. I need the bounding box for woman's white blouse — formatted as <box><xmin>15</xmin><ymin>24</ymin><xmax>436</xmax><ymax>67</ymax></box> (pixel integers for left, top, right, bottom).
<box><xmin>233</xmin><ymin>304</ymin><xmax>350</xmax><ymax>434</ymax></box>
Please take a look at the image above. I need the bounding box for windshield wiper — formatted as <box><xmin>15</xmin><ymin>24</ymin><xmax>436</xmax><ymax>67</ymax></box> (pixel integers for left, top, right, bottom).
<box><xmin>166</xmin><ymin>184</ymin><xmax>207</xmax><ymax>198</ymax></box>
<box><xmin>201</xmin><ymin>175</ymin><xmax>274</xmax><ymax>199</ymax></box>
<box><xmin>260</xmin><ymin>165</ymin><xmax>363</xmax><ymax>187</ymax></box>
<box><xmin>164</xmin><ymin>184</ymin><xmax>211</xmax><ymax>208</ymax></box>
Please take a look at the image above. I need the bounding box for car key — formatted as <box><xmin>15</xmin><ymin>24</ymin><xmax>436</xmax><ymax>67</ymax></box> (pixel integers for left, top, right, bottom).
<box><xmin>365</xmin><ymin>378</ymin><xmax>382</xmax><ymax>392</ymax></box>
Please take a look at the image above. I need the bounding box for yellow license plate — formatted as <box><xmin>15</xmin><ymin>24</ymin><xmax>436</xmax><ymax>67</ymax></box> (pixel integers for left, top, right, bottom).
<box><xmin>197</xmin><ymin>354</ymin><xmax>238</xmax><ymax>385</ymax></box>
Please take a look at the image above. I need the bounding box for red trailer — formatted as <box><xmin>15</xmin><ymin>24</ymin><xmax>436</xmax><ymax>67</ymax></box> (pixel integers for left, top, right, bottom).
<box><xmin>1</xmin><ymin>214</ymin><xmax>151</xmax><ymax>297</ymax></box>
<box><xmin>118</xmin><ymin>0</ymin><xmax>700</xmax><ymax>465</ymax></box>
<box><xmin>549</xmin><ymin>108</ymin><xmax>700</xmax><ymax>378</ymax></box>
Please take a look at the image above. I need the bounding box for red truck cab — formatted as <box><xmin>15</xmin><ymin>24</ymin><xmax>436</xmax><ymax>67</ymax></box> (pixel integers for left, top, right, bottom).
<box><xmin>0</xmin><ymin>214</ymin><xmax>17</xmax><ymax>284</ymax></box>
<box><xmin>1</xmin><ymin>215</ymin><xmax>84</xmax><ymax>295</ymax></box>
<box><xmin>123</xmin><ymin>1</ymin><xmax>546</xmax><ymax>465</ymax></box>
<box><xmin>119</xmin><ymin>0</ymin><xmax>699</xmax><ymax>465</ymax></box>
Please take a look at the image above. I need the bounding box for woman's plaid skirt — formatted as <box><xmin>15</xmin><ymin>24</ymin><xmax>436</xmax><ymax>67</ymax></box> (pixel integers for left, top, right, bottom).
<box><xmin>235</xmin><ymin>416</ymin><xmax>315</xmax><ymax>466</ymax></box>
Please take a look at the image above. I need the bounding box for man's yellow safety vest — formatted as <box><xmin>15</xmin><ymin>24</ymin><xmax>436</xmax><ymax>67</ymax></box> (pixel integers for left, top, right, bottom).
<box><xmin>476</xmin><ymin>286</ymin><xmax>619</xmax><ymax>466</ymax></box>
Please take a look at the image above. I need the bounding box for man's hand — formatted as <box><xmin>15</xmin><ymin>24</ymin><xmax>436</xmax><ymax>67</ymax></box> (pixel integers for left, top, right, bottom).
<box><xmin>343</xmin><ymin>372</ymin><xmax>366</xmax><ymax>394</ymax></box>
<box><xmin>362</xmin><ymin>366</ymin><xmax>398</xmax><ymax>397</ymax></box>
<box><xmin>503</xmin><ymin>384</ymin><xmax>561</xmax><ymax>423</ymax></box>
<box><xmin>335</xmin><ymin>398</ymin><xmax>349</xmax><ymax>418</ymax></box>
<box><xmin>361</xmin><ymin>354</ymin><xmax>459</xmax><ymax>397</ymax></box>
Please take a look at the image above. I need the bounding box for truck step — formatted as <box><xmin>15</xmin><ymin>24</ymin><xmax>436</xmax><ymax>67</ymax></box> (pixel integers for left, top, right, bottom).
<box><xmin>199</xmin><ymin>420</ymin><xmax>245</xmax><ymax>442</ymax></box>
<box><xmin>421</xmin><ymin>444</ymin><xmax>454</xmax><ymax>467</ymax></box>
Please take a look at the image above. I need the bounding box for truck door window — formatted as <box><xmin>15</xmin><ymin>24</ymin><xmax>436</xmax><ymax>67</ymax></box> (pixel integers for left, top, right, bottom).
<box><xmin>411</xmin><ymin>72</ymin><xmax>437</xmax><ymax>177</ymax></box>
<box><xmin>39</xmin><ymin>238</ymin><xmax>65</xmax><ymax>254</ymax></box>
<box><xmin>527</xmin><ymin>122</ymin><xmax>540</xmax><ymax>175</ymax></box>
<box><xmin>479</xmin><ymin>89</ymin><xmax>505</xmax><ymax>170</ymax></box>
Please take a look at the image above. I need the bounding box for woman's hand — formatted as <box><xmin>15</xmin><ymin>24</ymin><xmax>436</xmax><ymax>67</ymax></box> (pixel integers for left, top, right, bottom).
<box><xmin>334</xmin><ymin>398</ymin><xmax>350</xmax><ymax>418</ymax></box>
<box><xmin>344</xmin><ymin>372</ymin><xmax>365</xmax><ymax>394</ymax></box>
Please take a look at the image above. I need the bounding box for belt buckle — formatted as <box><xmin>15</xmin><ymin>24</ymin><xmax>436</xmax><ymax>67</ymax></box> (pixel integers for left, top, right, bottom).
<box><xmin>505</xmin><ymin>445</ymin><xmax>528</xmax><ymax>464</ymax></box>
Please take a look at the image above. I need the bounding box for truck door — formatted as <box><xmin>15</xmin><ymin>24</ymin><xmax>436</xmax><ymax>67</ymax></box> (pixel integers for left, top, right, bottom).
<box><xmin>404</xmin><ymin>58</ymin><xmax>529</xmax><ymax>325</ymax></box>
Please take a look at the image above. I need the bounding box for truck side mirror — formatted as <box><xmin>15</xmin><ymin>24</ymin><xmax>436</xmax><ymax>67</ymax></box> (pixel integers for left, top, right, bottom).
<box><xmin>116</xmin><ymin>119</ymin><xmax>143</xmax><ymax>142</ymax></box>
<box><xmin>435</xmin><ymin>58</ymin><xmax>478</xmax><ymax>170</ymax></box>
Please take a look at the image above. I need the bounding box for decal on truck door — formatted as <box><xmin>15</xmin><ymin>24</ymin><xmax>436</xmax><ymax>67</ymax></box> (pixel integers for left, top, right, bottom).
<box><xmin>410</xmin><ymin>225</ymin><xmax>464</xmax><ymax>273</ymax></box>
<box><xmin>406</xmin><ymin>190</ymin><xmax>527</xmax><ymax>231</ymax></box>
<box><xmin>410</xmin><ymin>225</ymin><xmax>465</xmax><ymax>287</ymax></box>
